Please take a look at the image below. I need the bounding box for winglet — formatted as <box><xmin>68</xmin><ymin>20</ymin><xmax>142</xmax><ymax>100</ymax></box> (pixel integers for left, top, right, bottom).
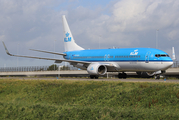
<box><xmin>172</xmin><ymin>47</ymin><xmax>176</xmax><ymax>60</ymax></box>
<box><xmin>2</xmin><ymin>41</ymin><xmax>13</xmax><ymax>56</ymax></box>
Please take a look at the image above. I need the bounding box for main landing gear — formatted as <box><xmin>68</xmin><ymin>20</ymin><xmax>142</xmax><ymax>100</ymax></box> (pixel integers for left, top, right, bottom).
<box><xmin>90</xmin><ymin>75</ymin><xmax>99</xmax><ymax>79</ymax></box>
<box><xmin>118</xmin><ymin>72</ymin><xmax>127</xmax><ymax>79</ymax></box>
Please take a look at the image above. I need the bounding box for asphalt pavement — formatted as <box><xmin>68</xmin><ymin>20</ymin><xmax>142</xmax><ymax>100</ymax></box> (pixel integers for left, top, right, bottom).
<box><xmin>0</xmin><ymin>77</ymin><xmax>179</xmax><ymax>83</ymax></box>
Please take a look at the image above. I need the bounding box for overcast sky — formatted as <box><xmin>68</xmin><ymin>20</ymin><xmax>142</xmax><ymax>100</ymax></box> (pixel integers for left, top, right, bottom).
<box><xmin>0</xmin><ymin>0</ymin><xmax>179</xmax><ymax>67</ymax></box>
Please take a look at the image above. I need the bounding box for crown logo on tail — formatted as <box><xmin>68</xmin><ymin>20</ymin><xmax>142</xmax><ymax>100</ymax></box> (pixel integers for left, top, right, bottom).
<box><xmin>64</xmin><ymin>32</ymin><xmax>71</xmax><ymax>42</ymax></box>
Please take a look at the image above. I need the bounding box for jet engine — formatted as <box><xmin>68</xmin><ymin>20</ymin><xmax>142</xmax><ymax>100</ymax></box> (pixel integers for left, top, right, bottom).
<box><xmin>87</xmin><ymin>63</ymin><xmax>107</xmax><ymax>75</ymax></box>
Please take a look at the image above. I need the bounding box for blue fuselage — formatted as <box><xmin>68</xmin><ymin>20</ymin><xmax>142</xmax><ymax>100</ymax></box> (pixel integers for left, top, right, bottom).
<box><xmin>64</xmin><ymin>48</ymin><xmax>173</xmax><ymax>72</ymax></box>
<box><xmin>64</xmin><ymin>48</ymin><xmax>172</xmax><ymax>62</ymax></box>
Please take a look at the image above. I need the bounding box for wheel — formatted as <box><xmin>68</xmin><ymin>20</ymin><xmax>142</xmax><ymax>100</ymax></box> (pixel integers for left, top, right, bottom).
<box><xmin>90</xmin><ymin>75</ymin><xmax>98</xmax><ymax>79</ymax></box>
<box><xmin>118</xmin><ymin>73</ymin><xmax>122</xmax><ymax>79</ymax></box>
<box><xmin>155</xmin><ymin>75</ymin><xmax>160</xmax><ymax>80</ymax></box>
<box><xmin>90</xmin><ymin>75</ymin><xmax>94</xmax><ymax>79</ymax></box>
<box><xmin>123</xmin><ymin>73</ymin><xmax>127</xmax><ymax>79</ymax></box>
<box><xmin>118</xmin><ymin>73</ymin><xmax>127</xmax><ymax>79</ymax></box>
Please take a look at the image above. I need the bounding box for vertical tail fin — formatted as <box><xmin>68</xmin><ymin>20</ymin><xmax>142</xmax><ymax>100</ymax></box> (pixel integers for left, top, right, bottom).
<box><xmin>172</xmin><ymin>47</ymin><xmax>176</xmax><ymax>60</ymax></box>
<box><xmin>62</xmin><ymin>15</ymin><xmax>84</xmax><ymax>52</ymax></box>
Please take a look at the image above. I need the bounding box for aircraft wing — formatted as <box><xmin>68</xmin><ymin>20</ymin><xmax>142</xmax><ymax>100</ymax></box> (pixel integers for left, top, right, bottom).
<box><xmin>2</xmin><ymin>41</ymin><xmax>90</xmax><ymax>64</ymax></box>
<box><xmin>29</xmin><ymin>49</ymin><xmax>66</xmax><ymax>56</ymax></box>
<box><xmin>2</xmin><ymin>42</ymin><xmax>119</xmax><ymax>69</ymax></box>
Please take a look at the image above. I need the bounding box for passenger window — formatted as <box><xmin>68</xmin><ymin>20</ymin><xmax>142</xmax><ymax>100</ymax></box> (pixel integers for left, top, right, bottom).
<box><xmin>155</xmin><ymin>54</ymin><xmax>169</xmax><ymax>57</ymax></box>
<box><xmin>155</xmin><ymin>54</ymin><xmax>160</xmax><ymax>57</ymax></box>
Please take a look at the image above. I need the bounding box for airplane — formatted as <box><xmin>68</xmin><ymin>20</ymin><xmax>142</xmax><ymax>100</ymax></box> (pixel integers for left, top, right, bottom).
<box><xmin>2</xmin><ymin>15</ymin><xmax>174</xmax><ymax>79</ymax></box>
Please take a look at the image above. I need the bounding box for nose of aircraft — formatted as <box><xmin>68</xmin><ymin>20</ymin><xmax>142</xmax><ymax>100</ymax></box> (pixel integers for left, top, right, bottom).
<box><xmin>168</xmin><ymin>56</ymin><xmax>174</xmax><ymax>67</ymax></box>
<box><xmin>165</xmin><ymin>60</ymin><xmax>173</xmax><ymax>69</ymax></box>
<box><xmin>162</xmin><ymin>59</ymin><xmax>173</xmax><ymax>70</ymax></box>
<box><xmin>170</xmin><ymin>61</ymin><xmax>173</xmax><ymax>66</ymax></box>
<box><xmin>169</xmin><ymin>61</ymin><xmax>174</xmax><ymax>67</ymax></box>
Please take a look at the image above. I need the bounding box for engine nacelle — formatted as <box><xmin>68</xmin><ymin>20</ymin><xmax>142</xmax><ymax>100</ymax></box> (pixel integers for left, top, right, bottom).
<box><xmin>87</xmin><ymin>63</ymin><xmax>107</xmax><ymax>75</ymax></box>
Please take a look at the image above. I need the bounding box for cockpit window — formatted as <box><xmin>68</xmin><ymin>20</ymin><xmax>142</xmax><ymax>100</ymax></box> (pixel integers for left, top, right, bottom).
<box><xmin>155</xmin><ymin>54</ymin><xmax>169</xmax><ymax>57</ymax></box>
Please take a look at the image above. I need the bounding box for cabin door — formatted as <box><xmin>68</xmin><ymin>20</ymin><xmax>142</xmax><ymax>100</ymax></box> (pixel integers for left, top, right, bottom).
<box><xmin>145</xmin><ymin>51</ymin><xmax>151</xmax><ymax>63</ymax></box>
<box><xmin>69</xmin><ymin>54</ymin><xmax>73</xmax><ymax>60</ymax></box>
<box><xmin>104</xmin><ymin>54</ymin><xmax>110</xmax><ymax>61</ymax></box>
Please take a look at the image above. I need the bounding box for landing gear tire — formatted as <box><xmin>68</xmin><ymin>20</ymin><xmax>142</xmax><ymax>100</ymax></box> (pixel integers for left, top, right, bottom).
<box><xmin>118</xmin><ymin>73</ymin><xmax>122</xmax><ymax>79</ymax></box>
<box><xmin>118</xmin><ymin>73</ymin><xmax>127</xmax><ymax>79</ymax></box>
<box><xmin>90</xmin><ymin>75</ymin><xmax>94</xmax><ymax>79</ymax></box>
<box><xmin>155</xmin><ymin>75</ymin><xmax>160</xmax><ymax>80</ymax></box>
<box><xmin>122</xmin><ymin>73</ymin><xmax>127</xmax><ymax>79</ymax></box>
<box><xmin>90</xmin><ymin>75</ymin><xmax>99</xmax><ymax>79</ymax></box>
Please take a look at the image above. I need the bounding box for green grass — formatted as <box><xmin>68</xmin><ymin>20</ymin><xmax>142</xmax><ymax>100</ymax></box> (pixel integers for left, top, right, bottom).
<box><xmin>0</xmin><ymin>79</ymin><xmax>179</xmax><ymax>119</ymax></box>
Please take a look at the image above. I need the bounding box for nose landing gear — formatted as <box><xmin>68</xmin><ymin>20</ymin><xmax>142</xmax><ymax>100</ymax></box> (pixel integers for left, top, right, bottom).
<box><xmin>155</xmin><ymin>75</ymin><xmax>160</xmax><ymax>80</ymax></box>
